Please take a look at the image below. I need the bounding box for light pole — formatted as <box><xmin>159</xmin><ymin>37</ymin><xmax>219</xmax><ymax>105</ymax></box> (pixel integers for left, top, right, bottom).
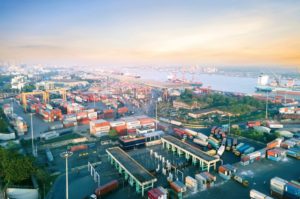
<box><xmin>30</xmin><ymin>113</ymin><xmax>35</xmax><ymax>157</ymax></box>
<box><xmin>60</xmin><ymin>151</ymin><xmax>73</xmax><ymax>199</ymax></box>
<box><xmin>93</xmin><ymin>93</ymin><xmax>96</xmax><ymax>108</ymax></box>
<box><xmin>155</xmin><ymin>101</ymin><xmax>158</xmax><ymax>130</ymax></box>
<box><xmin>228</xmin><ymin>115</ymin><xmax>231</xmax><ymax>135</ymax></box>
<box><xmin>265</xmin><ymin>92</ymin><xmax>269</xmax><ymax>120</ymax></box>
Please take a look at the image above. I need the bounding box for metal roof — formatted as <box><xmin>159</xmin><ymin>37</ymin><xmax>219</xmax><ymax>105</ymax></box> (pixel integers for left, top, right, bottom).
<box><xmin>107</xmin><ymin>147</ymin><xmax>156</xmax><ymax>184</ymax></box>
<box><xmin>162</xmin><ymin>135</ymin><xmax>218</xmax><ymax>162</ymax></box>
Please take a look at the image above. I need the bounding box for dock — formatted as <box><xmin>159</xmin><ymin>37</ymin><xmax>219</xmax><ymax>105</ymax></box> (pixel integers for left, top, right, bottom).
<box><xmin>106</xmin><ymin>147</ymin><xmax>157</xmax><ymax>196</ymax></box>
<box><xmin>161</xmin><ymin>136</ymin><xmax>220</xmax><ymax>172</ymax></box>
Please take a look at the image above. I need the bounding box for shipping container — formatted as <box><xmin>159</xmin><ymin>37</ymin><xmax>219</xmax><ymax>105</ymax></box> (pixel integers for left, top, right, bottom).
<box><xmin>193</xmin><ymin>138</ymin><xmax>208</xmax><ymax>147</ymax></box>
<box><xmin>95</xmin><ymin>180</ymin><xmax>119</xmax><ymax>197</ymax></box>
<box><xmin>69</xmin><ymin>144</ymin><xmax>88</xmax><ymax>152</ymax></box>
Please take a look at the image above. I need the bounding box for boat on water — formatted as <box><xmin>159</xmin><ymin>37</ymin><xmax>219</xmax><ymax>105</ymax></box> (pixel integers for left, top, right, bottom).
<box><xmin>166</xmin><ymin>74</ymin><xmax>203</xmax><ymax>87</ymax></box>
<box><xmin>255</xmin><ymin>74</ymin><xmax>300</xmax><ymax>93</ymax></box>
<box><xmin>123</xmin><ymin>72</ymin><xmax>141</xmax><ymax>78</ymax></box>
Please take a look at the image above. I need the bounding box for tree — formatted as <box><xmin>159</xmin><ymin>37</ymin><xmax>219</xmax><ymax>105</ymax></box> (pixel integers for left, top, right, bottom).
<box><xmin>108</xmin><ymin>129</ymin><xmax>118</xmax><ymax>139</ymax></box>
<box><xmin>0</xmin><ymin>148</ymin><xmax>36</xmax><ymax>184</ymax></box>
<box><xmin>22</xmin><ymin>84</ymin><xmax>36</xmax><ymax>92</ymax></box>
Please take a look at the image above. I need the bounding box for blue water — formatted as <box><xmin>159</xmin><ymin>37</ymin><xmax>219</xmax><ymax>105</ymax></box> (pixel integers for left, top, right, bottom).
<box><xmin>121</xmin><ymin>68</ymin><xmax>257</xmax><ymax>94</ymax></box>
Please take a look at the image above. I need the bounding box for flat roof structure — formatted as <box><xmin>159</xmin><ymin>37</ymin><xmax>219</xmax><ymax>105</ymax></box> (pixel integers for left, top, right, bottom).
<box><xmin>161</xmin><ymin>135</ymin><xmax>220</xmax><ymax>172</ymax></box>
<box><xmin>106</xmin><ymin>147</ymin><xmax>156</xmax><ymax>184</ymax></box>
<box><xmin>162</xmin><ymin>135</ymin><xmax>217</xmax><ymax>162</ymax></box>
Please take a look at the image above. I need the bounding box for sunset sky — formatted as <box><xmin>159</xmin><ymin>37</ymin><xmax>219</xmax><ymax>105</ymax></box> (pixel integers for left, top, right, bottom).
<box><xmin>0</xmin><ymin>0</ymin><xmax>300</xmax><ymax>67</ymax></box>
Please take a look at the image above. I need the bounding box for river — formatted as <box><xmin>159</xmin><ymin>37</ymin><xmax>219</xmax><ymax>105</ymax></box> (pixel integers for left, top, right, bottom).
<box><xmin>120</xmin><ymin>68</ymin><xmax>257</xmax><ymax>94</ymax></box>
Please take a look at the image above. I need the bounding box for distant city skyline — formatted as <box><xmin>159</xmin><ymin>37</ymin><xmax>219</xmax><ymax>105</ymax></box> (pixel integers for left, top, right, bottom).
<box><xmin>0</xmin><ymin>0</ymin><xmax>300</xmax><ymax>67</ymax></box>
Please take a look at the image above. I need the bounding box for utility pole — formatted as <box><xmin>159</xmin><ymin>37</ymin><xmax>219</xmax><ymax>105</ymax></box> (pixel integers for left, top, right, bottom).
<box><xmin>93</xmin><ymin>92</ymin><xmax>96</xmax><ymax>108</ymax></box>
<box><xmin>228</xmin><ymin>115</ymin><xmax>231</xmax><ymax>135</ymax></box>
<box><xmin>265</xmin><ymin>92</ymin><xmax>269</xmax><ymax>120</ymax></box>
<box><xmin>60</xmin><ymin>151</ymin><xmax>73</xmax><ymax>199</ymax></box>
<box><xmin>30</xmin><ymin>113</ymin><xmax>36</xmax><ymax>157</ymax></box>
<box><xmin>155</xmin><ymin>101</ymin><xmax>158</xmax><ymax>130</ymax></box>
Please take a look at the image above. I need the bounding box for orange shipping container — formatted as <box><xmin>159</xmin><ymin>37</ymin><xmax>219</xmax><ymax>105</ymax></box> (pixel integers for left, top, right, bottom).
<box><xmin>139</xmin><ymin>118</ymin><xmax>155</xmax><ymax>125</ymax></box>
<box><xmin>70</xmin><ymin>145</ymin><xmax>88</xmax><ymax>152</ymax></box>
<box><xmin>267</xmin><ymin>141</ymin><xmax>279</xmax><ymax>149</ymax></box>
<box><xmin>218</xmin><ymin>166</ymin><xmax>226</xmax><ymax>173</ymax></box>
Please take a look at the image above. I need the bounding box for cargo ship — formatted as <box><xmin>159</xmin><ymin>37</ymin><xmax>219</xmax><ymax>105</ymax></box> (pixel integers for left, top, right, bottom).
<box><xmin>255</xmin><ymin>74</ymin><xmax>300</xmax><ymax>93</ymax></box>
<box><xmin>167</xmin><ymin>74</ymin><xmax>203</xmax><ymax>87</ymax></box>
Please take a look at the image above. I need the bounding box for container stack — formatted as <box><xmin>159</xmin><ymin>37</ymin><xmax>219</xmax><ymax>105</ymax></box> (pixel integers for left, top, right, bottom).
<box><xmin>66</xmin><ymin>103</ymin><xmax>84</xmax><ymax>114</ymax></box>
<box><xmin>249</xmin><ymin>189</ymin><xmax>273</xmax><ymax>199</ymax></box>
<box><xmin>15</xmin><ymin>116</ymin><xmax>28</xmax><ymax>135</ymax></box>
<box><xmin>110</xmin><ymin>121</ymin><xmax>127</xmax><ymax>136</ymax></box>
<box><xmin>170</xmin><ymin>181</ymin><xmax>186</xmax><ymax>193</ymax></box>
<box><xmin>281</xmin><ymin>140</ymin><xmax>297</xmax><ymax>149</ymax></box>
<box><xmin>284</xmin><ymin>182</ymin><xmax>300</xmax><ymax>199</ymax></box>
<box><xmin>90</xmin><ymin>119</ymin><xmax>110</xmax><ymax>137</ymax></box>
<box><xmin>218</xmin><ymin>164</ymin><xmax>237</xmax><ymax>180</ymax></box>
<box><xmin>267</xmin><ymin>148</ymin><xmax>286</xmax><ymax>161</ymax></box>
<box><xmin>185</xmin><ymin>176</ymin><xmax>198</xmax><ymax>192</ymax></box>
<box><xmin>123</xmin><ymin>117</ymin><xmax>141</xmax><ymax>130</ymax></box>
<box><xmin>63</xmin><ymin>114</ymin><xmax>78</xmax><ymax>128</ymax></box>
<box><xmin>195</xmin><ymin>172</ymin><xmax>216</xmax><ymax>190</ymax></box>
<box><xmin>286</xmin><ymin>147</ymin><xmax>300</xmax><ymax>159</ymax></box>
<box><xmin>266</xmin><ymin>138</ymin><xmax>284</xmax><ymax>150</ymax></box>
<box><xmin>270</xmin><ymin>177</ymin><xmax>288</xmax><ymax>198</ymax></box>
<box><xmin>117</xmin><ymin>107</ymin><xmax>128</xmax><ymax>115</ymax></box>
<box><xmin>3</xmin><ymin>104</ymin><xmax>12</xmax><ymax>115</ymax></box>
<box><xmin>148</xmin><ymin>187</ymin><xmax>167</xmax><ymax>199</ymax></box>
<box><xmin>138</xmin><ymin>117</ymin><xmax>156</xmax><ymax>129</ymax></box>
<box><xmin>103</xmin><ymin>109</ymin><xmax>114</xmax><ymax>119</ymax></box>
<box><xmin>241</xmin><ymin>149</ymin><xmax>264</xmax><ymax>166</ymax></box>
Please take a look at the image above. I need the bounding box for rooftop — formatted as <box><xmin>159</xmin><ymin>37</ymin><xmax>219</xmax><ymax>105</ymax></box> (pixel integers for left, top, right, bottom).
<box><xmin>106</xmin><ymin>147</ymin><xmax>156</xmax><ymax>184</ymax></box>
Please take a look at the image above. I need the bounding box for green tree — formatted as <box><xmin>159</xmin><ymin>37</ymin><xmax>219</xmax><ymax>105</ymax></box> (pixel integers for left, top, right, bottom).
<box><xmin>108</xmin><ymin>129</ymin><xmax>118</xmax><ymax>139</ymax></box>
<box><xmin>0</xmin><ymin>148</ymin><xmax>36</xmax><ymax>184</ymax></box>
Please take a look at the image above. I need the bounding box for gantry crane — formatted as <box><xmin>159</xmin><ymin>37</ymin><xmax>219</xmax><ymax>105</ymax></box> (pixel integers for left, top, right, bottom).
<box><xmin>21</xmin><ymin>88</ymin><xmax>67</xmax><ymax>111</ymax></box>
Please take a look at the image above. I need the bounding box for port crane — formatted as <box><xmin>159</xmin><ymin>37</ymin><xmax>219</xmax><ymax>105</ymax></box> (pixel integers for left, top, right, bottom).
<box><xmin>21</xmin><ymin>88</ymin><xmax>67</xmax><ymax>111</ymax></box>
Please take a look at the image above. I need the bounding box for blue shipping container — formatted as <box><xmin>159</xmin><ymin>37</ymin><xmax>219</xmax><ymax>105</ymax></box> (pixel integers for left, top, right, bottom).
<box><xmin>285</xmin><ymin>183</ymin><xmax>300</xmax><ymax>197</ymax></box>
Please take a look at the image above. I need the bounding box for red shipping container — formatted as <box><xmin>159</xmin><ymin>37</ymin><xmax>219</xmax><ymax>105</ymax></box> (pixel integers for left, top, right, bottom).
<box><xmin>148</xmin><ymin>188</ymin><xmax>164</xmax><ymax>199</ymax></box>
<box><xmin>70</xmin><ymin>145</ymin><xmax>88</xmax><ymax>152</ymax></box>
<box><xmin>95</xmin><ymin>180</ymin><xmax>119</xmax><ymax>197</ymax></box>
<box><xmin>117</xmin><ymin>107</ymin><xmax>128</xmax><ymax>114</ymax></box>
<box><xmin>80</xmin><ymin>118</ymin><xmax>90</xmax><ymax>125</ymax></box>
<box><xmin>218</xmin><ymin>166</ymin><xmax>226</xmax><ymax>173</ymax></box>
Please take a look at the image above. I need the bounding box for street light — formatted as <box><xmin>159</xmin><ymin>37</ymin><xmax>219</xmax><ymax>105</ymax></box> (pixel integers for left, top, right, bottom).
<box><xmin>60</xmin><ymin>151</ymin><xmax>73</xmax><ymax>199</ymax></box>
<box><xmin>155</xmin><ymin>101</ymin><xmax>158</xmax><ymax>130</ymax></box>
<box><xmin>30</xmin><ymin>113</ymin><xmax>36</xmax><ymax>157</ymax></box>
<box><xmin>265</xmin><ymin>92</ymin><xmax>269</xmax><ymax>120</ymax></box>
<box><xmin>228</xmin><ymin>114</ymin><xmax>231</xmax><ymax>135</ymax></box>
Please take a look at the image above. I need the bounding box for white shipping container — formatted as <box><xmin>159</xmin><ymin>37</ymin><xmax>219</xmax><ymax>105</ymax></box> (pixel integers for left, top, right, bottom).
<box><xmin>110</xmin><ymin>121</ymin><xmax>126</xmax><ymax>127</ymax></box>
<box><xmin>87</xmin><ymin>112</ymin><xmax>97</xmax><ymax>119</ymax></box>
<box><xmin>184</xmin><ymin>129</ymin><xmax>198</xmax><ymax>137</ymax></box>
<box><xmin>248</xmin><ymin>151</ymin><xmax>262</xmax><ymax>160</ymax></box>
<box><xmin>250</xmin><ymin>189</ymin><xmax>269</xmax><ymax>199</ymax></box>
<box><xmin>197</xmin><ymin>132</ymin><xmax>208</xmax><ymax>141</ymax></box>
<box><xmin>170</xmin><ymin>120</ymin><xmax>182</xmax><ymax>126</ymax></box>
<box><xmin>193</xmin><ymin>138</ymin><xmax>208</xmax><ymax>146</ymax></box>
<box><xmin>270</xmin><ymin>177</ymin><xmax>287</xmax><ymax>193</ymax></box>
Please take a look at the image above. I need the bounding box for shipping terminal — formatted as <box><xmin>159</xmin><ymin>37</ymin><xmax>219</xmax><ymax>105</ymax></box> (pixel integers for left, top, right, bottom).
<box><xmin>0</xmin><ymin>67</ymin><xmax>300</xmax><ymax>199</ymax></box>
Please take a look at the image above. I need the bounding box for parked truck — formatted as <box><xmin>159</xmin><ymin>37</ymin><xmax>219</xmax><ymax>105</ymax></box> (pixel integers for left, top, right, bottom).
<box><xmin>233</xmin><ymin>143</ymin><xmax>244</xmax><ymax>153</ymax></box>
<box><xmin>226</xmin><ymin>138</ymin><xmax>232</xmax><ymax>151</ymax></box>
<box><xmin>235</xmin><ymin>145</ymin><xmax>250</xmax><ymax>156</ymax></box>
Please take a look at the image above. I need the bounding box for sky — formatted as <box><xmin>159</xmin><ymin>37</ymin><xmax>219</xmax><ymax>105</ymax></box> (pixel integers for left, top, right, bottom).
<box><xmin>0</xmin><ymin>0</ymin><xmax>300</xmax><ymax>68</ymax></box>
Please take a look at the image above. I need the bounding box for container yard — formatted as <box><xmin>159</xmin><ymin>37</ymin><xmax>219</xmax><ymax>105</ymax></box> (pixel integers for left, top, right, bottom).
<box><xmin>1</xmin><ymin>67</ymin><xmax>300</xmax><ymax>199</ymax></box>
